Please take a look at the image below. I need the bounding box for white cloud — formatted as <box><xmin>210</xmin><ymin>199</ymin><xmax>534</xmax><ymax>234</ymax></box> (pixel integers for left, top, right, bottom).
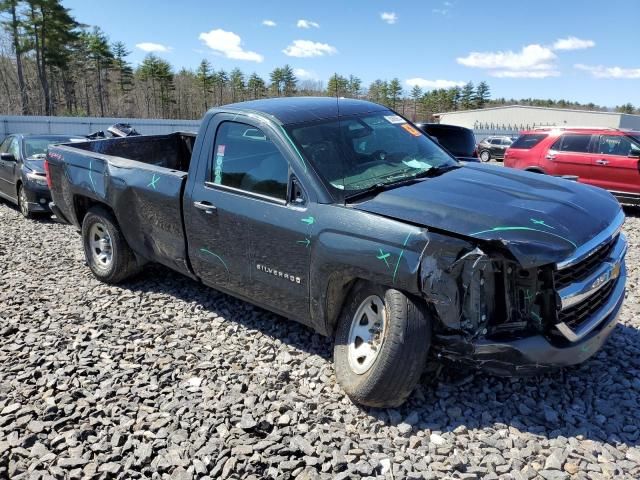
<box><xmin>294</xmin><ymin>68</ymin><xmax>317</xmax><ymax>80</ymax></box>
<box><xmin>553</xmin><ymin>36</ymin><xmax>595</xmax><ymax>51</ymax></box>
<box><xmin>405</xmin><ymin>78</ymin><xmax>466</xmax><ymax>89</ymax></box>
<box><xmin>457</xmin><ymin>44</ymin><xmax>556</xmax><ymax>71</ymax></box>
<box><xmin>380</xmin><ymin>12</ymin><xmax>398</xmax><ymax>24</ymax></box>
<box><xmin>575</xmin><ymin>64</ymin><xmax>640</xmax><ymax>79</ymax></box>
<box><xmin>198</xmin><ymin>29</ymin><xmax>263</xmax><ymax>62</ymax></box>
<box><xmin>297</xmin><ymin>19</ymin><xmax>319</xmax><ymax>29</ymax></box>
<box><xmin>262</xmin><ymin>20</ymin><xmax>277</xmax><ymax>27</ymax></box>
<box><xmin>136</xmin><ymin>42</ymin><xmax>171</xmax><ymax>53</ymax></box>
<box><xmin>490</xmin><ymin>70</ymin><xmax>560</xmax><ymax>78</ymax></box>
<box><xmin>283</xmin><ymin>40</ymin><xmax>337</xmax><ymax>58</ymax></box>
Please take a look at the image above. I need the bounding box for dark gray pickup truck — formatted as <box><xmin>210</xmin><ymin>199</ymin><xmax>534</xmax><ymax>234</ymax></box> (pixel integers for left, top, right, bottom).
<box><xmin>46</xmin><ymin>97</ymin><xmax>628</xmax><ymax>407</ymax></box>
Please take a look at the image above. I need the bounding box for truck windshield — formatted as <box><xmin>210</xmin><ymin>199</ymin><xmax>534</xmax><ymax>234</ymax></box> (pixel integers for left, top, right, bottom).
<box><xmin>286</xmin><ymin>112</ymin><xmax>456</xmax><ymax>194</ymax></box>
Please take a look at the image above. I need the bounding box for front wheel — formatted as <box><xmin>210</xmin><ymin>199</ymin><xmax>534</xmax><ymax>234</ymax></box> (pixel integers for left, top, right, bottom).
<box><xmin>17</xmin><ymin>185</ymin><xmax>32</xmax><ymax>219</ymax></box>
<box><xmin>82</xmin><ymin>206</ymin><xmax>140</xmax><ymax>284</ymax></box>
<box><xmin>479</xmin><ymin>150</ymin><xmax>491</xmax><ymax>162</ymax></box>
<box><xmin>334</xmin><ymin>281</ymin><xmax>432</xmax><ymax>407</ymax></box>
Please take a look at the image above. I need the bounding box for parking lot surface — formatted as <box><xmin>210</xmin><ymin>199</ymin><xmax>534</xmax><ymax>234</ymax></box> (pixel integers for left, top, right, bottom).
<box><xmin>1</xmin><ymin>200</ymin><xmax>639</xmax><ymax>480</ymax></box>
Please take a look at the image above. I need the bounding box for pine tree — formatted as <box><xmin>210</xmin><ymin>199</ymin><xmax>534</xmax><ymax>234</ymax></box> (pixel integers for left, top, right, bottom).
<box><xmin>0</xmin><ymin>0</ymin><xmax>28</xmax><ymax>113</ymax></box>
<box><xmin>229</xmin><ymin>68</ymin><xmax>245</xmax><ymax>102</ymax></box>
<box><xmin>269</xmin><ymin>67</ymin><xmax>283</xmax><ymax>96</ymax></box>
<box><xmin>112</xmin><ymin>41</ymin><xmax>133</xmax><ymax>96</ymax></box>
<box><xmin>327</xmin><ymin>74</ymin><xmax>348</xmax><ymax>97</ymax></box>
<box><xmin>84</xmin><ymin>27</ymin><xmax>113</xmax><ymax>116</ymax></box>
<box><xmin>346</xmin><ymin>75</ymin><xmax>362</xmax><ymax>98</ymax></box>
<box><xmin>460</xmin><ymin>81</ymin><xmax>475</xmax><ymax>110</ymax></box>
<box><xmin>410</xmin><ymin>85</ymin><xmax>422</xmax><ymax>121</ymax></box>
<box><xmin>281</xmin><ymin>64</ymin><xmax>297</xmax><ymax>96</ymax></box>
<box><xmin>195</xmin><ymin>59</ymin><xmax>213</xmax><ymax>110</ymax></box>
<box><xmin>388</xmin><ymin>78</ymin><xmax>402</xmax><ymax>110</ymax></box>
<box><xmin>247</xmin><ymin>72</ymin><xmax>266</xmax><ymax>99</ymax></box>
<box><xmin>474</xmin><ymin>81</ymin><xmax>490</xmax><ymax>109</ymax></box>
<box><xmin>24</xmin><ymin>0</ymin><xmax>80</xmax><ymax>115</ymax></box>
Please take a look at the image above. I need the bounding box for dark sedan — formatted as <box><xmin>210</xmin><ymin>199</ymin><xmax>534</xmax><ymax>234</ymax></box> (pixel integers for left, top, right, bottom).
<box><xmin>415</xmin><ymin>123</ymin><xmax>479</xmax><ymax>162</ymax></box>
<box><xmin>0</xmin><ymin>134</ymin><xmax>85</xmax><ymax>218</ymax></box>
<box><xmin>476</xmin><ymin>135</ymin><xmax>515</xmax><ymax>162</ymax></box>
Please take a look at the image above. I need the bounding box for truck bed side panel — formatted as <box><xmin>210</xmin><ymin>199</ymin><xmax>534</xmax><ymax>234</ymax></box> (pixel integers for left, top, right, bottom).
<box><xmin>48</xmin><ymin>146</ymin><xmax>192</xmax><ymax>277</ymax></box>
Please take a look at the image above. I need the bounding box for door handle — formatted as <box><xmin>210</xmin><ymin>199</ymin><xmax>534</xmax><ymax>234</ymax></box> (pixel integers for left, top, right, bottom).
<box><xmin>596</xmin><ymin>159</ymin><xmax>609</xmax><ymax>166</ymax></box>
<box><xmin>193</xmin><ymin>201</ymin><xmax>217</xmax><ymax>214</ymax></box>
<box><xmin>545</xmin><ymin>154</ymin><xmax>555</xmax><ymax>160</ymax></box>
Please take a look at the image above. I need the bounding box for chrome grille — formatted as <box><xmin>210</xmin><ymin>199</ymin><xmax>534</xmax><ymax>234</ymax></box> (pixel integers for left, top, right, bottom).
<box><xmin>553</xmin><ymin>236</ymin><xmax>617</xmax><ymax>291</ymax></box>
<box><xmin>557</xmin><ymin>280</ymin><xmax>616</xmax><ymax>328</ymax></box>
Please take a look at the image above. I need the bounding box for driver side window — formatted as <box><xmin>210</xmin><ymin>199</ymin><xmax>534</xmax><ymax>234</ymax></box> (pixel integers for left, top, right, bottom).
<box><xmin>210</xmin><ymin>122</ymin><xmax>290</xmax><ymax>200</ymax></box>
<box><xmin>8</xmin><ymin>139</ymin><xmax>20</xmax><ymax>159</ymax></box>
<box><xmin>0</xmin><ymin>137</ymin><xmax>12</xmax><ymax>153</ymax></box>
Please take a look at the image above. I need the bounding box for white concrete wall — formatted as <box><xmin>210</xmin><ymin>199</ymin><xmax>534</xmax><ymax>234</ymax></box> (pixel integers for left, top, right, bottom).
<box><xmin>438</xmin><ymin>106</ymin><xmax>630</xmax><ymax>130</ymax></box>
<box><xmin>0</xmin><ymin>115</ymin><xmax>201</xmax><ymax>141</ymax></box>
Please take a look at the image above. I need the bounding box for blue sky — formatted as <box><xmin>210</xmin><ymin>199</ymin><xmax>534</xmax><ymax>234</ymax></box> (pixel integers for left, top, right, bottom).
<box><xmin>63</xmin><ymin>0</ymin><xmax>640</xmax><ymax>107</ymax></box>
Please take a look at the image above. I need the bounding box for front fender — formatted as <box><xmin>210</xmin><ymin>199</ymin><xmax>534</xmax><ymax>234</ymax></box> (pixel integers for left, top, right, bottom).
<box><xmin>309</xmin><ymin>206</ymin><xmax>428</xmax><ymax>335</ymax></box>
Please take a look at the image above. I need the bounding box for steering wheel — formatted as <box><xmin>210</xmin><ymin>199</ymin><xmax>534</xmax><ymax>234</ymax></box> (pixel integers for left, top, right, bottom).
<box><xmin>369</xmin><ymin>150</ymin><xmax>388</xmax><ymax>161</ymax></box>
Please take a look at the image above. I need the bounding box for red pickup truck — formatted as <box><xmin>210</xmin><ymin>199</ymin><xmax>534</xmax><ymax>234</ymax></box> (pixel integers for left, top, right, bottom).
<box><xmin>504</xmin><ymin>127</ymin><xmax>640</xmax><ymax>205</ymax></box>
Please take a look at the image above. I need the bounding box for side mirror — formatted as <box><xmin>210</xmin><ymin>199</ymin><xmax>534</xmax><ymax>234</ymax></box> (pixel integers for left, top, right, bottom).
<box><xmin>0</xmin><ymin>153</ymin><xmax>16</xmax><ymax>162</ymax></box>
<box><xmin>627</xmin><ymin>151</ymin><xmax>640</xmax><ymax>158</ymax></box>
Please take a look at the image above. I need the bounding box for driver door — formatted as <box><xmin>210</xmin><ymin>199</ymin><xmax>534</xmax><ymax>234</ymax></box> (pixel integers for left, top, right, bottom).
<box><xmin>0</xmin><ymin>136</ymin><xmax>18</xmax><ymax>198</ymax></box>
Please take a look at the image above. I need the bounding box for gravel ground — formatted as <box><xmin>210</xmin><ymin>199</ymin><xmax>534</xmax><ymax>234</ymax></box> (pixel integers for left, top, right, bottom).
<box><xmin>0</xmin><ymin>198</ymin><xmax>639</xmax><ymax>480</ymax></box>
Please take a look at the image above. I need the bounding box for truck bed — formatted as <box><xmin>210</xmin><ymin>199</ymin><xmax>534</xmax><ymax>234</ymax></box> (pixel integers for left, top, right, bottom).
<box><xmin>67</xmin><ymin>132</ymin><xmax>196</xmax><ymax>171</ymax></box>
<box><xmin>47</xmin><ymin>133</ymin><xmax>197</xmax><ymax>277</ymax></box>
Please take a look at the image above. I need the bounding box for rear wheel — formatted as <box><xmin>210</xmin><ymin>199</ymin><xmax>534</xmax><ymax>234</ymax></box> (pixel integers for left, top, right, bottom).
<box><xmin>17</xmin><ymin>185</ymin><xmax>32</xmax><ymax>219</ymax></box>
<box><xmin>480</xmin><ymin>150</ymin><xmax>491</xmax><ymax>162</ymax></box>
<box><xmin>334</xmin><ymin>281</ymin><xmax>431</xmax><ymax>407</ymax></box>
<box><xmin>82</xmin><ymin>206</ymin><xmax>140</xmax><ymax>283</ymax></box>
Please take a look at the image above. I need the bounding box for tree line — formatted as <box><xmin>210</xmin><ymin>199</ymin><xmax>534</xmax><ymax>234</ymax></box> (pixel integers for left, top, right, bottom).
<box><xmin>1</xmin><ymin>0</ymin><xmax>638</xmax><ymax>121</ymax></box>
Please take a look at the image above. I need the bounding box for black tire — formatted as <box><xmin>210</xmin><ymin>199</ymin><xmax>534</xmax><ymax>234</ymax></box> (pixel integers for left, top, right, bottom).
<box><xmin>82</xmin><ymin>205</ymin><xmax>140</xmax><ymax>284</ymax></box>
<box><xmin>17</xmin><ymin>184</ymin><xmax>32</xmax><ymax>219</ymax></box>
<box><xmin>479</xmin><ymin>150</ymin><xmax>491</xmax><ymax>162</ymax></box>
<box><xmin>334</xmin><ymin>281</ymin><xmax>432</xmax><ymax>408</ymax></box>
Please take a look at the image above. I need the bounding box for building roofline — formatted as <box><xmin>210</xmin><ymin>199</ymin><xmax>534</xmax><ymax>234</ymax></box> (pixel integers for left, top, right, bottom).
<box><xmin>435</xmin><ymin>104</ymin><xmax>639</xmax><ymax>117</ymax></box>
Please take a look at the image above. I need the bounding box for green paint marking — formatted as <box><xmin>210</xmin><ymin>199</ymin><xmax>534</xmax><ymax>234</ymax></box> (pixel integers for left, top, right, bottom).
<box><xmin>88</xmin><ymin>160</ymin><xmax>97</xmax><ymax>192</ymax></box>
<box><xmin>279</xmin><ymin>125</ymin><xmax>308</xmax><ymax>172</ymax></box>
<box><xmin>580</xmin><ymin>344</ymin><xmax>591</xmax><ymax>353</ymax></box>
<box><xmin>392</xmin><ymin>232</ymin><xmax>414</xmax><ymax>283</ymax></box>
<box><xmin>199</xmin><ymin>248</ymin><xmax>229</xmax><ymax>273</ymax></box>
<box><xmin>301</xmin><ymin>216</ymin><xmax>315</xmax><ymax>225</ymax></box>
<box><xmin>377</xmin><ymin>249</ymin><xmax>391</xmax><ymax>268</ymax></box>
<box><xmin>471</xmin><ymin>226</ymin><xmax>577</xmax><ymax>249</ymax></box>
<box><xmin>524</xmin><ymin>289</ymin><xmax>533</xmax><ymax>303</ymax></box>
<box><xmin>530</xmin><ymin>218</ymin><xmax>555</xmax><ymax>229</ymax></box>
<box><xmin>148</xmin><ymin>174</ymin><xmax>160</xmax><ymax>190</ymax></box>
<box><xmin>297</xmin><ymin>238</ymin><xmax>311</xmax><ymax>248</ymax></box>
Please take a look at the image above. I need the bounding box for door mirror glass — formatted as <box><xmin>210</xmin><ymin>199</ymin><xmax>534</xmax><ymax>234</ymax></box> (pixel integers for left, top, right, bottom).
<box><xmin>0</xmin><ymin>153</ymin><xmax>16</xmax><ymax>161</ymax></box>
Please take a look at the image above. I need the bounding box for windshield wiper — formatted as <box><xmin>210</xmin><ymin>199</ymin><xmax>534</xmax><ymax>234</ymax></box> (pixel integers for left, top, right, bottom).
<box><xmin>344</xmin><ymin>164</ymin><xmax>460</xmax><ymax>202</ymax></box>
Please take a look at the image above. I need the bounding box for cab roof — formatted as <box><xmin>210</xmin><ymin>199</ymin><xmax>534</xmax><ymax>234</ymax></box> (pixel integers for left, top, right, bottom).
<box><xmin>220</xmin><ymin>96</ymin><xmax>388</xmax><ymax>125</ymax></box>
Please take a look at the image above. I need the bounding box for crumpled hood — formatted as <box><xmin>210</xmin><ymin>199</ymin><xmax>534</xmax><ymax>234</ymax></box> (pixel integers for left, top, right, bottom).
<box><xmin>24</xmin><ymin>159</ymin><xmax>45</xmax><ymax>173</ymax></box>
<box><xmin>353</xmin><ymin>163</ymin><xmax>622</xmax><ymax>267</ymax></box>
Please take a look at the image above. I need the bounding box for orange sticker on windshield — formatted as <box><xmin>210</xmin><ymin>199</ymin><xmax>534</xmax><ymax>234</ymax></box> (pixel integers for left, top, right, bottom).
<box><xmin>401</xmin><ymin>124</ymin><xmax>421</xmax><ymax>137</ymax></box>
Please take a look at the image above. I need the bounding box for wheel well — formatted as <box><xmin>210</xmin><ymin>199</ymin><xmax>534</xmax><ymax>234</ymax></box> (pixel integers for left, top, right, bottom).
<box><xmin>73</xmin><ymin>195</ymin><xmax>115</xmax><ymax>225</ymax></box>
<box><xmin>326</xmin><ymin>276</ymin><xmax>358</xmax><ymax>335</ymax></box>
<box><xmin>525</xmin><ymin>167</ymin><xmax>545</xmax><ymax>174</ymax></box>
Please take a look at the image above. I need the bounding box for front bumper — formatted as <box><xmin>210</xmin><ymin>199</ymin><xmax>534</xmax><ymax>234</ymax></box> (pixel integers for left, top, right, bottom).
<box><xmin>23</xmin><ymin>184</ymin><xmax>52</xmax><ymax>212</ymax></box>
<box><xmin>438</xmin><ymin>264</ymin><xmax>626</xmax><ymax>376</ymax></box>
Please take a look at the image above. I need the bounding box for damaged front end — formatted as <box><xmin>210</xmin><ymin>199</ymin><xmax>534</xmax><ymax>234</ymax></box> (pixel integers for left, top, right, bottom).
<box><xmin>419</xmin><ymin>228</ymin><xmax>626</xmax><ymax>375</ymax></box>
